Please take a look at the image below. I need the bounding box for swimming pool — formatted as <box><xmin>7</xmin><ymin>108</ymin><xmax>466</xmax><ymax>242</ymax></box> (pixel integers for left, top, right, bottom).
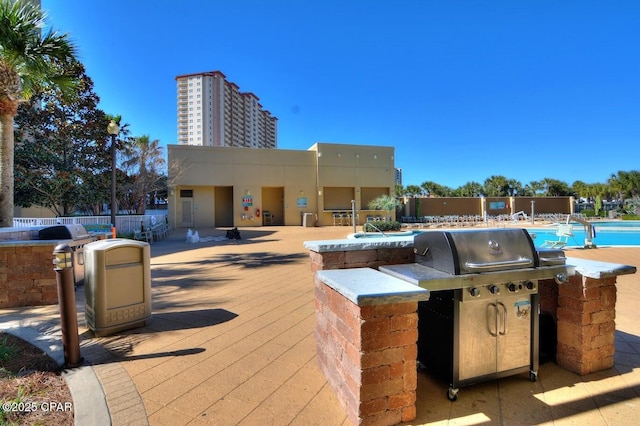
<box><xmin>527</xmin><ymin>221</ymin><xmax>640</xmax><ymax>247</ymax></box>
<box><xmin>351</xmin><ymin>221</ymin><xmax>640</xmax><ymax>247</ymax></box>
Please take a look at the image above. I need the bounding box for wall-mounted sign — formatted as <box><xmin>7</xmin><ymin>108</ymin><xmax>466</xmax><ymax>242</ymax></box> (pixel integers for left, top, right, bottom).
<box><xmin>297</xmin><ymin>197</ymin><xmax>308</xmax><ymax>208</ymax></box>
<box><xmin>242</xmin><ymin>196</ymin><xmax>253</xmax><ymax>207</ymax></box>
<box><xmin>489</xmin><ymin>201</ymin><xmax>506</xmax><ymax>210</ymax></box>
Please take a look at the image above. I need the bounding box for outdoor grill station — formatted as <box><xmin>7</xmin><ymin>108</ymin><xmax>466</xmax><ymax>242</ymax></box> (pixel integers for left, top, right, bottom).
<box><xmin>305</xmin><ymin>226</ymin><xmax>636</xmax><ymax>425</ymax></box>
<box><xmin>380</xmin><ymin>228</ymin><xmax>567</xmax><ymax>401</ymax></box>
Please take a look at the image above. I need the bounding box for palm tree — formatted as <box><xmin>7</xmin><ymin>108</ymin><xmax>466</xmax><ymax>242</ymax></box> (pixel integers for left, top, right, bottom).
<box><xmin>121</xmin><ymin>135</ymin><xmax>165</xmax><ymax>214</ymax></box>
<box><xmin>456</xmin><ymin>181</ymin><xmax>483</xmax><ymax>197</ymax></box>
<box><xmin>0</xmin><ymin>0</ymin><xmax>77</xmax><ymax>226</ymax></box>
<box><xmin>404</xmin><ymin>185</ymin><xmax>423</xmax><ymax>198</ymax></box>
<box><xmin>368</xmin><ymin>194</ymin><xmax>401</xmax><ymax>221</ymax></box>
<box><xmin>611</xmin><ymin>170</ymin><xmax>640</xmax><ymax>199</ymax></box>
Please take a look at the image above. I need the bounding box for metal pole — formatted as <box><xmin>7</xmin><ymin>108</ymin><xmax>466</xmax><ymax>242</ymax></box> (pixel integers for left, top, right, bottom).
<box><xmin>53</xmin><ymin>244</ymin><xmax>82</xmax><ymax>367</ymax></box>
<box><xmin>351</xmin><ymin>199</ymin><xmax>356</xmax><ymax>234</ymax></box>
<box><xmin>530</xmin><ymin>201</ymin><xmax>535</xmax><ymax>226</ymax></box>
<box><xmin>111</xmin><ymin>133</ymin><xmax>117</xmax><ymax>232</ymax></box>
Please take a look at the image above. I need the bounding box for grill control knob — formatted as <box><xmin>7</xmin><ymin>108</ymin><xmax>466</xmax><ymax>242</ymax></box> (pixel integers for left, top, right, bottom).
<box><xmin>508</xmin><ymin>283</ymin><xmax>519</xmax><ymax>292</ymax></box>
<box><xmin>469</xmin><ymin>287</ymin><xmax>480</xmax><ymax>297</ymax></box>
<box><xmin>489</xmin><ymin>285</ymin><xmax>500</xmax><ymax>295</ymax></box>
<box><xmin>525</xmin><ymin>281</ymin><xmax>536</xmax><ymax>290</ymax></box>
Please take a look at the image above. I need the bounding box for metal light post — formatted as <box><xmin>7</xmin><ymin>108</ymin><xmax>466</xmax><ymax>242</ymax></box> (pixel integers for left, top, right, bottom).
<box><xmin>530</xmin><ymin>200</ymin><xmax>535</xmax><ymax>226</ymax></box>
<box><xmin>107</xmin><ymin>120</ymin><xmax>119</xmax><ymax>232</ymax></box>
<box><xmin>52</xmin><ymin>244</ymin><xmax>82</xmax><ymax>367</ymax></box>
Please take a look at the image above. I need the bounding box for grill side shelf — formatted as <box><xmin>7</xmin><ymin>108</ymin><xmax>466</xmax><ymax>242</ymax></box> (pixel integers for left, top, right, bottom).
<box><xmin>379</xmin><ymin>263</ymin><xmax>569</xmax><ymax>291</ymax></box>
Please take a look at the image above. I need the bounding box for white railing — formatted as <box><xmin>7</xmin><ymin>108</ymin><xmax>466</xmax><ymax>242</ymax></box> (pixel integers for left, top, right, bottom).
<box><xmin>13</xmin><ymin>212</ymin><xmax>168</xmax><ymax>236</ymax></box>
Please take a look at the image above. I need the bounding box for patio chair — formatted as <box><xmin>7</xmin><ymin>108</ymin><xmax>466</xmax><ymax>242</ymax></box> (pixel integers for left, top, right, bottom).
<box><xmin>134</xmin><ymin>227</ymin><xmax>152</xmax><ymax>243</ymax></box>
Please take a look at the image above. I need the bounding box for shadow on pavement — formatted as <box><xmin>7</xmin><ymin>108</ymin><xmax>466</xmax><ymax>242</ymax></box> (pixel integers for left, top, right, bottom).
<box><xmin>149</xmin><ymin>228</ymin><xmax>280</xmax><ymax>257</ymax></box>
<box><xmin>79</xmin><ymin>308</ymin><xmax>238</xmax><ymax>362</ymax></box>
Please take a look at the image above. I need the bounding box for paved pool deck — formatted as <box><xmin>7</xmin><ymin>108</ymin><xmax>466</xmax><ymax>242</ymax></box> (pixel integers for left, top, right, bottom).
<box><xmin>1</xmin><ymin>225</ymin><xmax>639</xmax><ymax>425</ymax></box>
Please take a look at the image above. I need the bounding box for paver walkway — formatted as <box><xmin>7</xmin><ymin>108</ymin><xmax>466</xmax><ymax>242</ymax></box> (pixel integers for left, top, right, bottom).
<box><xmin>1</xmin><ymin>225</ymin><xmax>639</xmax><ymax>425</ymax></box>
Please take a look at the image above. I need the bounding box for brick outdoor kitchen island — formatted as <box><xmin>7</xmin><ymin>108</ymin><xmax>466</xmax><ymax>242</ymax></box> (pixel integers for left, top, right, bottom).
<box><xmin>305</xmin><ymin>236</ymin><xmax>636</xmax><ymax>426</ymax></box>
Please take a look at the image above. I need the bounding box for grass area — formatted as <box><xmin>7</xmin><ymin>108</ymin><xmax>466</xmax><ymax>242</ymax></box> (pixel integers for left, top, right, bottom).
<box><xmin>0</xmin><ymin>332</ymin><xmax>73</xmax><ymax>425</ymax></box>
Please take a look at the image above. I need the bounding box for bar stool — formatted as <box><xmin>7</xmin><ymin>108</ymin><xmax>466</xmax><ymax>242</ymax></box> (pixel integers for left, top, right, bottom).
<box><xmin>263</xmin><ymin>211</ymin><xmax>272</xmax><ymax>225</ymax></box>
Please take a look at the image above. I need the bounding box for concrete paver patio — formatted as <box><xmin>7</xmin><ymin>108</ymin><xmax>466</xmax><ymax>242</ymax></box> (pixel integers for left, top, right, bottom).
<box><xmin>1</xmin><ymin>225</ymin><xmax>639</xmax><ymax>425</ymax></box>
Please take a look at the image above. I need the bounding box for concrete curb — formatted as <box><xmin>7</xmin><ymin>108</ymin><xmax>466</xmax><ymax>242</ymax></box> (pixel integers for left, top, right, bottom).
<box><xmin>64</xmin><ymin>365</ymin><xmax>111</xmax><ymax>425</ymax></box>
<box><xmin>0</xmin><ymin>321</ymin><xmax>111</xmax><ymax>426</ymax></box>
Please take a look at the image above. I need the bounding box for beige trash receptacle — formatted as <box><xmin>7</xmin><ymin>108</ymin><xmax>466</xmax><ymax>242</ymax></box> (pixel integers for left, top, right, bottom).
<box><xmin>302</xmin><ymin>212</ymin><xmax>314</xmax><ymax>227</ymax></box>
<box><xmin>84</xmin><ymin>239</ymin><xmax>151</xmax><ymax>336</ymax></box>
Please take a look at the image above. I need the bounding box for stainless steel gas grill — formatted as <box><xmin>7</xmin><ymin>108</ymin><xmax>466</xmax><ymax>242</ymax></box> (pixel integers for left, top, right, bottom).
<box><xmin>379</xmin><ymin>228</ymin><xmax>567</xmax><ymax>401</ymax></box>
<box><xmin>38</xmin><ymin>224</ymin><xmax>96</xmax><ymax>287</ymax></box>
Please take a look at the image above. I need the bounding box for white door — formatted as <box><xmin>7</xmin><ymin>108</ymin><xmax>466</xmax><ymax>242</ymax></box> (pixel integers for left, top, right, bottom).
<box><xmin>181</xmin><ymin>199</ymin><xmax>193</xmax><ymax>227</ymax></box>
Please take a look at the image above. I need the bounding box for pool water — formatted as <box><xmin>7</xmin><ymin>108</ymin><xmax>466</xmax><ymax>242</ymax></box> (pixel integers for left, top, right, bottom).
<box><xmin>527</xmin><ymin>221</ymin><xmax>640</xmax><ymax>247</ymax></box>
<box><xmin>352</xmin><ymin>221</ymin><xmax>640</xmax><ymax>247</ymax></box>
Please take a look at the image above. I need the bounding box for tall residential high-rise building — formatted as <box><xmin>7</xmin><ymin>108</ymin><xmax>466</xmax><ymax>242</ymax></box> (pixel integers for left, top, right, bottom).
<box><xmin>176</xmin><ymin>71</ymin><xmax>277</xmax><ymax>148</ymax></box>
<box><xmin>395</xmin><ymin>168</ymin><xmax>403</xmax><ymax>186</ymax></box>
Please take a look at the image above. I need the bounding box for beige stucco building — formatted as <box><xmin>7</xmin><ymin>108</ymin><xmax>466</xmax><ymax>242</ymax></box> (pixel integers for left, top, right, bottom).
<box><xmin>167</xmin><ymin>142</ymin><xmax>396</xmax><ymax>228</ymax></box>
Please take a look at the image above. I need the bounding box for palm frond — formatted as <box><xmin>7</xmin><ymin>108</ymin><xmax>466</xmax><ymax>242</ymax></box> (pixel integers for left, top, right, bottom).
<box><xmin>0</xmin><ymin>0</ymin><xmax>77</xmax><ymax>101</ymax></box>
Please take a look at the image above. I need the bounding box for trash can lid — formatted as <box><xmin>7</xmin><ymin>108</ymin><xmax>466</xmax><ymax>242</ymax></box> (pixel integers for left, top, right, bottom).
<box><xmin>85</xmin><ymin>238</ymin><xmax>150</xmax><ymax>251</ymax></box>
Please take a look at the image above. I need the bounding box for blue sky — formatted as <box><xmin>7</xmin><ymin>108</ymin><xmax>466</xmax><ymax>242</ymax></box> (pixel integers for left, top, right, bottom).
<box><xmin>41</xmin><ymin>0</ymin><xmax>639</xmax><ymax>189</ymax></box>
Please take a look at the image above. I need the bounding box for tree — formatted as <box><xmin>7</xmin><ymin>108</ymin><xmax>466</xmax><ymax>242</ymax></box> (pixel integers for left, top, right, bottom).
<box><xmin>121</xmin><ymin>134</ymin><xmax>165</xmax><ymax>214</ymax></box>
<box><xmin>404</xmin><ymin>185</ymin><xmax>423</xmax><ymax>197</ymax></box>
<box><xmin>526</xmin><ymin>180</ymin><xmax>546</xmax><ymax>196</ymax></box>
<box><xmin>483</xmin><ymin>175</ymin><xmax>510</xmax><ymax>197</ymax></box>
<box><xmin>14</xmin><ymin>61</ymin><xmax>109</xmax><ymax>215</ymax></box>
<box><xmin>540</xmin><ymin>178</ymin><xmax>572</xmax><ymax>196</ymax></box>
<box><xmin>421</xmin><ymin>181</ymin><xmax>452</xmax><ymax>197</ymax></box>
<box><xmin>367</xmin><ymin>194</ymin><xmax>400</xmax><ymax>221</ymax></box>
<box><xmin>595</xmin><ymin>194</ymin><xmax>602</xmax><ymax>216</ymax></box>
<box><xmin>571</xmin><ymin>180</ymin><xmax>589</xmax><ymax>201</ymax></box>
<box><xmin>403</xmin><ymin>185</ymin><xmax>424</xmax><ymax>216</ymax></box>
<box><xmin>0</xmin><ymin>0</ymin><xmax>77</xmax><ymax>226</ymax></box>
<box><xmin>506</xmin><ymin>178</ymin><xmax>523</xmax><ymax>196</ymax></box>
<box><xmin>609</xmin><ymin>170</ymin><xmax>640</xmax><ymax>200</ymax></box>
<box><xmin>455</xmin><ymin>181</ymin><xmax>483</xmax><ymax>197</ymax></box>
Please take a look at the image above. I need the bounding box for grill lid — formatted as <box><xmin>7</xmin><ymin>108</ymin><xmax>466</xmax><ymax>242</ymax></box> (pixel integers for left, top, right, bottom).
<box><xmin>413</xmin><ymin>228</ymin><xmax>538</xmax><ymax>275</ymax></box>
<box><xmin>38</xmin><ymin>224</ymin><xmax>91</xmax><ymax>241</ymax></box>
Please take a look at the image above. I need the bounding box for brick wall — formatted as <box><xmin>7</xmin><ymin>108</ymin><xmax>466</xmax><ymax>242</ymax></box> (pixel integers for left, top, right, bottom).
<box><xmin>309</xmin><ymin>247</ymin><xmax>414</xmax><ymax>273</ymax></box>
<box><xmin>526</xmin><ymin>273</ymin><xmax>617</xmax><ymax>376</ymax></box>
<box><xmin>314</xmin><ymin>276</ymin><xmax>418</xmax><ymax>425</ymax></box>
<box><xmin>555</xmin><ymin>274</ymin><xmax>617</xmax><ymax>375</ymax></box>
<box><xmin>0</xmin><ymin>243</ymin><xmax>58</xmax><ymax>308</ymax></box>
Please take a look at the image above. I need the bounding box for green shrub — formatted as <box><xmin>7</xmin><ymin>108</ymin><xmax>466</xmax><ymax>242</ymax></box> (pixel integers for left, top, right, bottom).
<box><xmin>622</xmin><ymin>214</ymin><xmax>640</xmax><ymax>220</ymax></box>
<box><xmin>363</xmin><ymin>221</ymin><xmax>402</xmax><ymax>232</ymax></box>
<box><xmin>0</xmin><ymin>336</ymin><xmax>19</xmax><ymax>362</ymax></box>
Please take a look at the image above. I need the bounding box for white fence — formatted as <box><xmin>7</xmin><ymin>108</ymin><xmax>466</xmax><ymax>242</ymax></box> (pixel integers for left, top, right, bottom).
<box><xmin>13</xmin><ymin>212</ymin><xmax>168</xmax><ymax>236</ymax></box>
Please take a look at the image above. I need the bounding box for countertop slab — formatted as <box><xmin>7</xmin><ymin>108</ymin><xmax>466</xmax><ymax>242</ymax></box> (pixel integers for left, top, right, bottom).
<box><xmin>316</xmin><ymin>267</ymin><xmax>430</xmax><ymax>306</ymax></box>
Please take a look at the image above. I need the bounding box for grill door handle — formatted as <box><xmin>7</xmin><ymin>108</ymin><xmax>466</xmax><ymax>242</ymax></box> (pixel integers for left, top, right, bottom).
<box><xmin>538</xmin><ymin>256</ymin><xmax>565</xmax><ymax>265</ymax></box>
<box><xmin>465</xmin><ymin>258</ymin><xmax>533</xmax><ymax>270</ymax></box>
<box><xmin>487</xmin><ymin>303</ymin><xmax>498</xmax><ymax>337</ymax></box>
<box><xmin>497</xmin><ymin>302</ymin><xmax>507</xmax><ymax>335</ymax></box>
